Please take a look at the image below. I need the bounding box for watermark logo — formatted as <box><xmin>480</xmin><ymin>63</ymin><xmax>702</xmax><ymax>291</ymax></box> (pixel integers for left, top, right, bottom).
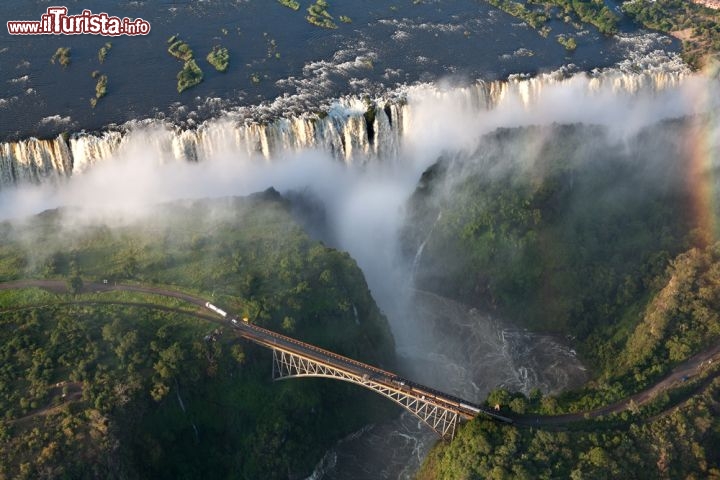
<box><xmin>7</xmin><ymin>7</ymin><xmax>151</xmax><ymax>36</ymax></box>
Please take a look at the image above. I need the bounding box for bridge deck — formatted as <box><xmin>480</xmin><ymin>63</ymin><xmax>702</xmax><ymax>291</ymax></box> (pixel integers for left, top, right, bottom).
<box><xmin>231</xmin><ymin>318</ymin><xmax>512</xmax><ymax>424</ymax></box>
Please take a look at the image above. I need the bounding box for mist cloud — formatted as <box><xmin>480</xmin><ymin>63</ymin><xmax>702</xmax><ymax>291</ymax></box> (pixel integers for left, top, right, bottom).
<box><xmin>0</xmin><ymin>68</ymin><xmax>717</xmax><ymax>393</ymax></box>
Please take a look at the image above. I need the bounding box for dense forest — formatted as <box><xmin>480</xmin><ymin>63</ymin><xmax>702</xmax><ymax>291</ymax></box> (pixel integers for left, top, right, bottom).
<box><xmin>405</xmin><ymin>123</ymin><xmax>696</xmax><ymax>341</ymax></box>
<box><xmin>481</xmin><ymin>0</ymin><xmax>719</xmax><ymax>67</ymax></box>
<box><xmin>419</xmin><ymin>241</ymin><xmax>720</xmax><ymax>479</ymax></box>
<box><xmin>0</xmin><ymin>191</ymin><xmax>396</xmax><ymax>479</ymax></box>
<box><xmin>483</xmin><ymin>0</ymin><xmax>618</xmax><ymax>39</ymax></box>
<box><xmin>406</xmin><ymin>120</ymin><xmax>720</xmax><ymax>478</ymax></box>
<box><xmin>419</xmin><ymin>377</ymin><xmax>720</xmax><ymax>479</ymax></box>
<box><xmin>622</xmin><ymin>0</ymin><xmax>720</xmax><ymax>68</ymax></box>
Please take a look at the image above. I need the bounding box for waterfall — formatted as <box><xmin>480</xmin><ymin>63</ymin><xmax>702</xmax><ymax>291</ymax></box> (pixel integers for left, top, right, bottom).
<box><xmin>411</xmin><ymin>212</ymin><xmax>442</xmax><ymax>284</ymax></box>
<box><xmin>0</xmin><ymin>68</ymin><xmax>690</xmax><ymax>191</ymax></box>
<box><xmin>70</xmin><ymin>130</ymin><xmax>124</xmax><ymax>174</ymax></box>
<box><xmin>0</xmin><ymin>136</ymin><xmax>73</xmax><ymax>186</ymax></box>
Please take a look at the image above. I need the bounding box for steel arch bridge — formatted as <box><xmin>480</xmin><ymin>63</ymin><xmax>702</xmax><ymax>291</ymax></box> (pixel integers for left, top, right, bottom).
<box><xmin>202</xmin><ymin>301</ymin><xmax>512</xmax><ymax>439</ymax></box>
<box><xmin>271</xmin><ymin>347</ymin><xmax>464</xmax><ymax>438</ymax></box>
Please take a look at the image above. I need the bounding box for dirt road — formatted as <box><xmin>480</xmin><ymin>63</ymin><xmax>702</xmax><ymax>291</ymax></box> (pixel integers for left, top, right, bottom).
<box><xmin>2</xmin><ymin>279</ymin><xmax>718</xmax><ymax>429</ymax></box>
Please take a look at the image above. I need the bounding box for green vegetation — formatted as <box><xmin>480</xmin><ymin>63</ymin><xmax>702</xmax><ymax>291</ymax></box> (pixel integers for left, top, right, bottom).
<box><xmin>166</xmin><ymin>36</ymin><xmax>204</xmax><ymax>93</ymax></box>
<box><xmin>619</xmin><ymin>245</ymin><xmax>720</xmax><ymax>381</ymax></box>
<box><xmin>486</xmin><ymin>0</ymin><xmax>549</xmax><ymax>30</ymax></box>
<box><xmin>307</xmin><ymin>0</ymin><xmax>338</xmax><ymax>29</ymax></box>
<box><xmin>538</xmin><ymin>0</ymin><xmax>619</xmax><ymax>34</ymax></box>
<box><xmin>277</xmin><ymin>0</ymin><xmax>301</xmax><ymax>10</ymax></box>
<box><xmin>405</xmin><ymin>124</ymin><xmax>693</xmax><ymax>337</ymax></box>
<box><xmin>420</xmin><ymin>376</ymin><xmax>720</xmax><ymax>479</ymax></box>
<box><xmin>89</xmin><ymin>72</ymin><xmax>108</xmax><ymax>108</ymax></box>
<box><xmin>97</xmin><ymin>42</ymin><xmax>112</xmax><ymax>64</ymax></box>
<box><xmin>483</xmin><ymin>0</ymin><xmax>618</xmax><ymax>39</ymax></box>
<box><xmin>206</xmin><ymin>45</ymin><xmax>230</xmax><ymax>72</ymax></box>
<box><xmin>485</xmin><ymin>0</ymin><xmax>719</xmax><ymax>63</ymax></box>
<box><xmin>95</xmin><ymin>75</ymin><xmax>108</xmax><ymax>100</ymax></box>
<box><xmin>167</xmin><ymin>37</ymin><xmax>194</xmax><ymax>61</ymax></box>
<box><xmin>623</xmin><ymin>0</ymin><xmax>720</xmax><ymax>68</ymax></box>
<box><xmin>557</xmin><ymin>34</ymin><xmax>578</xmax><ymax>50</ymax></box>
<box><xmin>177</xmin><ymin>59</ymin><xmax>203</xmax><ymax>93</ymax></box>
<box><xmin>407</xmin><ymin>120</ymin><xmax>720</xmax><ymax>478</ymax></box>
<box><xmin>474</xmin><ymin>240</ymin><xmax>720</xmax><ymax>415</ymax></box>
<box><xmin>0</xmin><ymin>193</ymin><xmax>395</xmax><ymax>478</ymax></box>
<box><xmin>50</xmin><ymin>47</ymin><xmax>71</xmax><ymax>68</ymax></box>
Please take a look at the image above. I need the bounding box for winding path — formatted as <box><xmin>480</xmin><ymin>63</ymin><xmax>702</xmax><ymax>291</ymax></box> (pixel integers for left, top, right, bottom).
<box><xmin>0</xmin><ymin>279</ymin><xmax>208</xmax><ymax>306</ymax></box>
<box><xmin>514</xmin><ymin>342</ymin><xmax>720</xmax><ymax>426</ymax></box>
<box><xmin>1</xmin><ymin>279</ymin><xmax>718</xmax><ymax>429</ymax></box>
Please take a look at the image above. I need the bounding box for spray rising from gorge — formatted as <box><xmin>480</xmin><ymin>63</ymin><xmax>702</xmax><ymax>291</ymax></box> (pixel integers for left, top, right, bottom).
<box><xmin>2</xmin><ymin>71</ymin><xmax>714</xmax><ymax>383</ymax></box>
<box><xmin>1</xmin><ymin>65</ymin><xmax>717</xmax><ymax>365</ymax></box>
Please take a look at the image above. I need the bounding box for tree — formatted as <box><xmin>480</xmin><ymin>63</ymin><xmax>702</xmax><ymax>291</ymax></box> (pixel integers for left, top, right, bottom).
<box><xmin>114</xmin><ymin>247</ymin><xmax>139</xmax><ymax>278</ymax></box>
<box><xmin>43</xmin><ymin>252</ymin><xmax>66</xmax><ymax>276</ymax></box>
<box><xmin>150</xmin><ymin>382</ymin><xmax>170</xmax><ymax>402</ymax></box>
<box><xmin>154</xmin><ymin>343</ymin><xmax>184</xmax><ymax>380</ymax></box>
<box><xmin>230</xmin><ymin>344</ymin><xmax>245</xmax><ymax>365</ymax></box>
<box><xmin>67</xmin><ymin>275</ymin><xmax>83</xmax><ymax>295</ymax></box>
<box><xmin>509</xmin><ymin>397</ymin><xmax>528</xmax><ymax>414</ymax></box>
<box><xmin>281</xmin><ymin>316</ymin><xmax>296</xmax><ymax>333</ymax></box>
<box><xmin>487</xmin><ymin>388</ymin><xmax>511</xmax><ymax>409</ymax></box>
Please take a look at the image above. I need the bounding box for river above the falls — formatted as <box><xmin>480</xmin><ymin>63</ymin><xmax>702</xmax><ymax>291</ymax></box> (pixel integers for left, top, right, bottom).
<box><xmin>0</xmin><ymin>0</ymin><xmax>677</xmax><ymax>140</ymax></box>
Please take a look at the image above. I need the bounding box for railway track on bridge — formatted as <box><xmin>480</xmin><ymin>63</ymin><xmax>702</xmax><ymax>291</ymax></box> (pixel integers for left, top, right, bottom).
<box><xmin>0</xmin><ymin>279</ymin><xmax>510</xmax><ymax>438</ymax></box>
<box><xmin>3</xmin><ymin>279</ymin><xmax>717</xmax><ymax>437</ymax></box>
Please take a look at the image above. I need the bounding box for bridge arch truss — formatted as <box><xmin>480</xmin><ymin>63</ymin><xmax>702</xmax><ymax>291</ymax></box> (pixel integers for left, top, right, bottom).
<box><xmin>271</xmin><ymin>347</ymin><xmax>461</xmax><ymax>439</ymax></box>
